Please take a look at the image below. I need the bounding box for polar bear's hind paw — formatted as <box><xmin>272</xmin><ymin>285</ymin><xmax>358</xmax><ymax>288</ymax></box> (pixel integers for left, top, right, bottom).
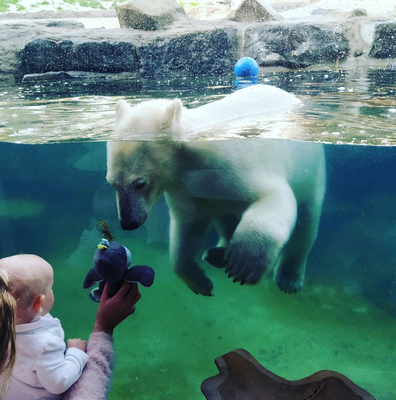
<box><xmin>176</xmin><ymin>263</ymin><xmax>214</xmax><ymax>296</ymax></box>
<box><xmin>275</xmin><ymin>274</ymin><xmax>304</xmax><ymax>294</ymax></box>
<box><xmin>203</xmin><ymin>247</ymin><xmax>227</xmax><ymax>269</ymax></box>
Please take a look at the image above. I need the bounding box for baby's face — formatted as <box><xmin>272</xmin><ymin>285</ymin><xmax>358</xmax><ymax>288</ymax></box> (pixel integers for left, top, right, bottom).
<box><xmin>40</xmin><ymin>266</ymin><xmax>54</xmax><ymax>316</ymax></box>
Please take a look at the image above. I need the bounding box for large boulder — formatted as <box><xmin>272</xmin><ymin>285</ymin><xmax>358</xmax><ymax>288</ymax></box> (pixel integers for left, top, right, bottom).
<box><xmin>228</xmin><ymin>0</ymin><xmax>283</xmax><ymax>23</ymax></box>
<box><xmin>138</xmin><ymin>28</ymin><xmax>238</xmax><ymax>76</ymax></box>
<box><xmin>17</xmin><ymin>27</ymin><xmax>238</xmax><ymax>77</ymax></box>
<box><xmin>116</xmin><ymin>0</ymin><xmax>187</xmax><ymax>30</ymax></box>
<box><xmin>244</xmin><ymin>23</ymin><xmax>350</xmax><ymax>68</ymax></box>
<box><xmin>187</xmin><ymin>0</ymin><xmax>231</xmax><ymax>20</ymax></box>
<box><xmin>369</xmin><ymin>22</ymin><xmax>396</xmax><ymax>59</ymax></box>
<box><xmin>20</xmin><ymin>38</ymin><xmax>140</xmax><ymax>74</ymax></box>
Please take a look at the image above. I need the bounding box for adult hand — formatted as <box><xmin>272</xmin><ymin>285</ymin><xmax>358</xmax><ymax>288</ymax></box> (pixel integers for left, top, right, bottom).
<box><xmin>93</xmin><ymin>282</ymin><xmax>141</xmax><ymax>336</ymax></box>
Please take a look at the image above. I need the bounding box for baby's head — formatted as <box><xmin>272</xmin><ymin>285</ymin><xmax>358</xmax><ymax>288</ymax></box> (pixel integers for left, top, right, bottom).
<box><xmin>0</xmin><ymin>254</ymin><xmax>54</xmax><ymax>324</ymax></box>
<box><xmin>0</xmin><ymin>255</ymin><xmax>54</xmax><ymax>395</ymax></box>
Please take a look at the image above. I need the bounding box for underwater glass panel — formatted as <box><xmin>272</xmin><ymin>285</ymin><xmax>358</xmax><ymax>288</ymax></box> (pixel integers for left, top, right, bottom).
<box><xmin>0</xmin><ymin>71</ymin><xmax>396</xmax><ymax>400</ymax></box>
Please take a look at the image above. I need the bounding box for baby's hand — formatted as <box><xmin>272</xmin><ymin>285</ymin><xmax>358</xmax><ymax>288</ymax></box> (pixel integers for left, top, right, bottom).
<box><xmin>67</xmin><ymin>338</ymin><xmax>87</xmax><ymax>352</ymax></box>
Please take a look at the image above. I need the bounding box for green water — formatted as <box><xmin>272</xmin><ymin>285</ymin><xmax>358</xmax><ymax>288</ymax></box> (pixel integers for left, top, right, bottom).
<box><xmin>1</xmin><ymin>70</ymin><xmax>396</xmax><ymax>399</ymax></box>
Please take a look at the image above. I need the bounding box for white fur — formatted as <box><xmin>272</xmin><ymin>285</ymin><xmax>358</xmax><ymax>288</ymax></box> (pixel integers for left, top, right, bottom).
<box><xmin>114</xmin><ymin>85</ymin><xmax>301</xmax><ymax>140</ymax></box>
<box><xmin>107</xmin><ymin>85</ymin><xmax>326</xmax><ymax>296</ymax></box>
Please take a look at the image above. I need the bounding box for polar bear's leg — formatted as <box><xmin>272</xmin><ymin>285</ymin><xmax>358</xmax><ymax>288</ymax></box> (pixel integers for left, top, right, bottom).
<box><xmin>170</xmin><ymin>216</ymin><xmax>214</xmax><ymax>296</ymax></box>
<box><xmin>225</xmin><ymin>184</ymin><xmax>297</xmax><ymax>285</ymax></box>
<box><xmin>274</xmin><ymin>201</ymin><xmax>322</xmax><ymax>293</ymax></box>
<box><xmin>203</xmin><ymin>214</ymin><xmax>239</xmax><ymax>269</ymax></box>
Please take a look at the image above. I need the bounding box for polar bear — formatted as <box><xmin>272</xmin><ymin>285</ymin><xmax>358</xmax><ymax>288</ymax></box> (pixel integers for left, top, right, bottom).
<box><xmin>107</xmin><ymin>85</ymin><xmax>326</xmax><ymax>296</ymax></box>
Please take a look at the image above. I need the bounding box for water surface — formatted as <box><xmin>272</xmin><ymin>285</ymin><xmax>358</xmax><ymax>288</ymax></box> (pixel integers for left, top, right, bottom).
<box><xmin>1</xmin><ymin>67</ymin><xmax>395</xmax><ymax>144</ymax></box>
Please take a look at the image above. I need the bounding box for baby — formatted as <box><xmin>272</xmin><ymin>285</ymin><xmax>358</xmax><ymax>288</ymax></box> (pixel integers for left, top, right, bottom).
<box><xmin>0</xmin><ymin>254</ymin><xmax>89</xmax><ymax>399</ymax></box>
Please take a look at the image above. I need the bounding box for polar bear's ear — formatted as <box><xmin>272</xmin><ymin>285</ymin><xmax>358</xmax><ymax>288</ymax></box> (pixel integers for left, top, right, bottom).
<box><xmin>115</xmin><ymin>99</ymin><xmax>129</xmax><ymax>121</ymax></box>
<box><xmin>164</xmin><ymin>99</ymin><xmax>182</xmax><ymax>128</ymax></box>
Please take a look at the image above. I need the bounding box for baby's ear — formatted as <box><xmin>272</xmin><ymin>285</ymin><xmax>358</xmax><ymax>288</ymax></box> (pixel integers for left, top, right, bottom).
<box><xmin>164</xmin><ymin>99</ymin><xmax>182</xmax><ymax>127</ymax></box>
<box><xmin>33</xmin><ymin>294</ymin><xmax>45</xmax><ymax>313</ymax></box>
<box><xmin>115</xmin><ymin>99</ymin><xmax>129</xmax><ymax>121</ymax></box>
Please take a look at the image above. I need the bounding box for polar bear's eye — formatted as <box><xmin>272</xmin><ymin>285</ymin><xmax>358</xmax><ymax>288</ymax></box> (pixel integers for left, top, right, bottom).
<box><xmin>133</xmin><ymin>178</ymin><xmax>146</xmax><ymax>191</ymax></box>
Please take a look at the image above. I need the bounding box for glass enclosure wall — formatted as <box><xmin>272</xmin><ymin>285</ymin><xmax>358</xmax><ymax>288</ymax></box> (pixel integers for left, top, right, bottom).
<box><xmin>1</xmin><ymin>140</ymin><xmax>395</xmax><ymax>399</ymax></box>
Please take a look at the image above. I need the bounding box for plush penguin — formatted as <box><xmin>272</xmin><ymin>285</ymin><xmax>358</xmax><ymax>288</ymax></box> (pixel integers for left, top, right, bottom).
<box><xmin>83</xmin><ymin>238</ymin><xmax>155</xmax><ymax>302</ymax></box>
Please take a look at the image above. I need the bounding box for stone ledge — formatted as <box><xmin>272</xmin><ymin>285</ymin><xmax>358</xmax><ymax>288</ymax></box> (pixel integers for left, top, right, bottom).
<box><xmin>1</xmin><ymin>18</ymin><xmax>396</xmax><ymax>80</ymax></box>
<box><xmin>0</xmin><ymin>10</ymin><xmax>117</xmax><ymax>19</ymax></box>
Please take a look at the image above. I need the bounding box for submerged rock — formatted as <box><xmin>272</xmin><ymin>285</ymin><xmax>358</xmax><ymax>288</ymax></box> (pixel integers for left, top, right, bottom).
<box><xmin>116</xmin><ymin>0</ymin><xmax>187</xmax><ymax>30</ymax></box>
<box><xmin>228</xmin><ymin>0</ymin><xmax>282</xmax><ymax>23</ymax></box>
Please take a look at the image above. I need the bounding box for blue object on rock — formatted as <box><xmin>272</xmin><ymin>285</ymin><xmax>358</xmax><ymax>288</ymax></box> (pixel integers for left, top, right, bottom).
<box><xmin>234</xmin><ymin>57</ymin><xmax>259</xmax><ymax>78</ymax></box>
<box><xmin>83</xmin><ymin>239</ymin><xmax>155</xmax><ymax>302</ymax></box>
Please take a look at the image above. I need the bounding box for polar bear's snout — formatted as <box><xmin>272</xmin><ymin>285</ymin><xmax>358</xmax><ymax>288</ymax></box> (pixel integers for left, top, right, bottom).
<box><xmin>116</xmin><ymin>190</ymin><xmax>148</xmax><ymax>230</ymax></box>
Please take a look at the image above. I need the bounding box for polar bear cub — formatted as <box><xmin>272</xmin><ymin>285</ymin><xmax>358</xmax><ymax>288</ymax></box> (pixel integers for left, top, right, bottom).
<box><xmin>107</xmin><ymin>85</ymin><xmax>326</xmax><ymax>296</ymax></box>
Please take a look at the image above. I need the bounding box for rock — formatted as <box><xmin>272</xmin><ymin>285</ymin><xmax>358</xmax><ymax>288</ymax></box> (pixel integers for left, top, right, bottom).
<box><xmin>0</xmin><ymin>73</ymin><xmax>16</xmax><ymax>83</ymax></box>
<box><xmin>323</xmin><ymin>8</ymin><xmax>368</xmax><ymax>19</ymax></box>
<box><xmin>44</xmin><ymin>20</ymin><xmax>85</xmax><ymax>28</ymax></box>
<box><xmin>0</xmin><ymin>10</ymin><xmax>117</xmax><ymax>20</ymax></box>
<box><xmin>22</xmin><ymin>71</ymin><xmax>140</xmax><ymax>83</ymax></box>
<box><xmin>186</xmin><ymin>0</ymin><xmax>231</xmax><ymax>20</ymax></box>
<box><xmin>349</xmin><ymin>8</ymin><xmax>368</xmax><ymax>18</ymax></box>
<box><xmin>22</xmin><ymin>71</ymin><xmax>75</xmax><ymax>82</ymax></box>
<box><xmin>244</xmin><ymin>23</ymin><xmax>350</xmax><ymax>68</ymax></box>
<box><xmin>20</xmin><ymin>38</ymin><xmax>141</xmax><ymax>74</ymax></box>
<box><xmin>228</xmin><ymin>0</ymin><xmax>282</xmax><ymax>23</ymax></box>
<box><xmin>16</xmin><ymin>26</ymin><xmax>238</xmax><ymax>77</ymax></box>
<box><xmin>116</xmin><ymin>0</ymin><xmax>187</xmax><ymax>30</ymax></box>
<box><xmin>271</xmin><ymin>1</ymin><xmax>304</xmax><ymax>13</ymax></box>
<box><xmin>138</xmin><ymin>28</ymin><xmax>238</xmax><ymax>76</ymax></box>
<box><xmin>3</xmin><ymin>14</ymin><xmax>396</xmax><ymax>80</ymax></box>
<box><xmin>310</xmin><ymin>8</ymin><xmax>335</xmax><ymax>15</ymax></box>
<box><xmin>369</xmin><ymin>22</ymin><xmax>396</xmax><ymax>59</ymax></box>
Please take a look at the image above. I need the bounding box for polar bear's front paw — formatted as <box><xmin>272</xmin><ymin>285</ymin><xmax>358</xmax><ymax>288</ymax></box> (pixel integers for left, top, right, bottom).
<box><xmin>175</xmin><ymin>263</ymin><xmax>214</xmax><ymax>296</ymax></box>
<box><xmin>224</xmin><ymin>240</ymin><xmax>269</xmax><ymax>285</ymax></box>
<box><xmin>202</xmin><ymin>247</ymin><xmax>227</xmax><ymax>269</ymax></box>
<box><xmin>275</xmin><ymin>269</ymin><xmax>304</xmax><ymax>294</ymax></box>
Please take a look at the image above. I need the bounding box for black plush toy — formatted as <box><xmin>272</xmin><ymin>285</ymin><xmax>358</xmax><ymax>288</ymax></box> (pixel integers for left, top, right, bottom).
<box><xmin>83</xmin><ymin>238</ymin><xmax>155</xmax><ymax>302</ymax></box>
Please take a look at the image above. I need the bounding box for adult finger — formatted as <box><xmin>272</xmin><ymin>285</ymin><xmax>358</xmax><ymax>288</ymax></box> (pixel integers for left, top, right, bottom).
<box><xmin>116</xmin><ymin>281</ymin><xmax>133</xmax><ymax>299</ymax></box>
<box><xmin>130</xmin><ymin>291</ymin><xmax>141</xmax><ymax>307</ymax></box>
<box><xmin>101</xmin><ymin>282</ymin><xmax>110</xmax><ymax>301</ymax></box>
<box><xmin>124</xmin><ymin>283</ymin><xmax>139</xmax><ymax>301</ymax></box>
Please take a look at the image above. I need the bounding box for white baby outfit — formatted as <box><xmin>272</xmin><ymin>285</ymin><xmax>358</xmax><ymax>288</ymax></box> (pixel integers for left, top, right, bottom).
<box><xmin>5</xmin><ymin>313</ymin><xmax>89</xmax><ymax>400</ymax></box>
